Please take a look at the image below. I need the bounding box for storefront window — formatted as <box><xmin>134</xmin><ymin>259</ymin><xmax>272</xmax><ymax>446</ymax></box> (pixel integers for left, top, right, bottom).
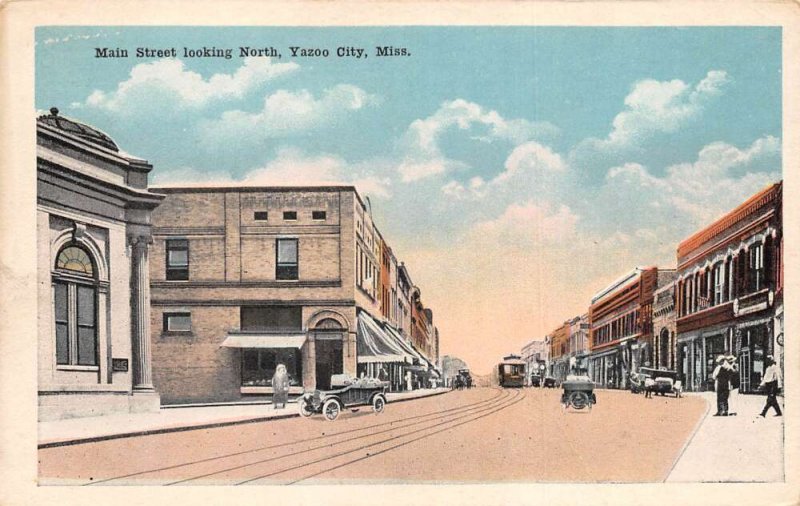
<box><xmin>241</xmin><ymin>349</ymin><xmax>302</xmax><ymax>386</ymax></box>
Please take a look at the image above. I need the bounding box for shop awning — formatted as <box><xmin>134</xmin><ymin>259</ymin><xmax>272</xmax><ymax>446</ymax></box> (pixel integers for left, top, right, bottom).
<box><xmin>382</xmin><ymin>325</ymin><xmax>424</xmax><ymax>365</ymax></box>
<box><xmin>220</xmin><ymin>333</ymin><xmax>307</xmax><ymax>349</ymax></box>
<box><xmin>357</xmin><ymin>312</ymin><xmax>415</xmax><ymax>364</ymax></box>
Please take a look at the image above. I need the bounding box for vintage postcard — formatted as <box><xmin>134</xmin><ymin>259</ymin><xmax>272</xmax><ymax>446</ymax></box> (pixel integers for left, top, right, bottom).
<box><xmin>1</xmin><ymin>1</ymin><xmax>799</xmax><ymax>505</ymax></box>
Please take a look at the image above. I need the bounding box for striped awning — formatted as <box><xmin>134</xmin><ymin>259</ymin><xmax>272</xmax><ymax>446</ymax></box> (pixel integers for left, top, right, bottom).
<box><xmin>357</xmin><ymin>312</ymin><xmax>415</xmax><ymax>364</ymax></box>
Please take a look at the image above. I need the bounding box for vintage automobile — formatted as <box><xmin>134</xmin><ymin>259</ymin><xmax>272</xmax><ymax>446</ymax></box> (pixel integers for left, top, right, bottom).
<box><xmin>639</xmin><ymin>367</ymin><xmax>683</xmax><ymax>398</ymax></box>
<box><xmin>299</xmin><ymin>374</ymin><xmax>389</xmax><ymax>421</ymax></box>
<box><xmin>560</xmin><ymin>375</ymin><xmax>597</xmax><ymax>411</ymax></box>
<box><xmin>530</xmin><ymin>374</ymin><xmax>542</xmax><ymax>387</ymax></box>
<box><xmin>543</xmin><ymin>376</ymin><xmax>558</xmax><ymax>388</ymax></box>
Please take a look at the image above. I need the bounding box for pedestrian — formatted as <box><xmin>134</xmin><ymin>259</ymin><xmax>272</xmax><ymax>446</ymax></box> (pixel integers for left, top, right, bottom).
<box><xmin>712</xmin><ymin>355</ymin><xmax>730</xmax><ymax>416</ymax></box>
<box><xmin>405</xmin><ymin>370</ymin><xmax>413</xmax><ymax>391</ymax></box>
<box><xmin>271</xmin><ymin>364</ymin><xmax>290</xmax><ymax>409</ymax></box>
<box><xmin>644</xmin><ymin>375</ymin><xmax>655</xmax><ymax>399</ymax></box>
<box><xmin>726</xmin><ymin>355</ymin><xmax>739</xmax><ymax>416</ymax></box>
<box><xmin>758</xmin><ymin>355</ymin><xmax>783</xmax><ymax>417</ymax></box>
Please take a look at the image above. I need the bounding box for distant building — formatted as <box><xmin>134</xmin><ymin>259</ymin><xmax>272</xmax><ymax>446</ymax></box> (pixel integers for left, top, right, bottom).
<box><xmin>568</xmin><ymin>314</ymin><xmax>590</xmax><ymax>375</ymax></box>
<box><xmin>675</xmin><ymin>182</ymin><xmax>783</xmax><ymax>393</ymax></box>
<box><xmin>588</xmin><ymin>267</ymin><xmax>668</xmax><ymax>389</ymax></box>
<box><xmin>549</xmin><ymin>322</ymin><xmax>570</xmax><ymax>382</ymax></box>
<box><xmin>521</xmin><ymin>339</ymin><xmax>549</xmax><ymax>381</ymax></box>
<box><xmin>37</xmin><ymin>108</ymin><xmax>164</xmax><ymax>420</ymax></box>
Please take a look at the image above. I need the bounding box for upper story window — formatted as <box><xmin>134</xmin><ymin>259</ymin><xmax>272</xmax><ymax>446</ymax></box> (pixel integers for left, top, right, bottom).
<box><xmin>163</xmin><ymin>312</ymin><xmax>192</xmax><ymax>333</ymax></box>
<box><xmin>312</xmin><ymin>210</ymin><xmax>327</xmax><ymax>220</ymax></box>
<box><xmin>276</xmin><ymin>238</ymin><xmax>298</xmax><ymax>280</ymax></box>
<box><xmin>749</xmin><ymin>243</ymin><xmax>765</xmax><ymax>292</ymax></box>
<box><xmin>254</xmin><ymin>211</ymin><xmax>269</xmax><ymax>221</ymax></box>
<box><xmin>283</xmin><ymin>211</ymin><xmax>297</xmax><ymax>221</ymax></box>
<box><xmin>166</xmin><ymin>239</ymin><xmax>189</xmax><ymax>281</ymax></box>
<box><xmin>53</xmin><ymin>244</ymin><xmax>98</xmax><ymax>367</ymax></box>
<box><xmin>713</xmin><ymin>262</ymin><xmax>726</xmax><ymax>305</ymax></box>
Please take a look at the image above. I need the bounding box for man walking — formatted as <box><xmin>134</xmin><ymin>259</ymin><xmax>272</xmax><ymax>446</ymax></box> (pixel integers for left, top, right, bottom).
<box><xmin>759</xmin><ymin>355</ymin><xmax>783</xmax><ymax>417</ymax></box>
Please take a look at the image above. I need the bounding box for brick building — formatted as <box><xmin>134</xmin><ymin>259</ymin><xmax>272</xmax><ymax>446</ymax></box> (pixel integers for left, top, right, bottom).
<box><xmin>588</xmin><ymin>267</ymin><xmax>672</xmax><ymax>389</ymax></box>
<box><xmin>37</xmin><ymin>109</ymin><xmax>163</xmax><ymax>420</ymax></box>
<box><xmin>568</xmin><ymin>314</ymin><xmax>590</xmax><ymax>375</ymax></box>
<box><xmin>148</xmin><ymin>186</ymin><xmax>438</xmax><ymax>404</ymax></box>
<box><xmin>549</xmin><ymin>322</ymin><xmax>570</xmax><ymax>382</ymax></box>
<box><xmin>675</xmin><ymin>182</ymin><xmax>783</xmax><ymax>393</ymax></box>
<box><xmin>652</xmin><ymin>279</ymin><xmax>677</xmax><ymax>371</ymax></box>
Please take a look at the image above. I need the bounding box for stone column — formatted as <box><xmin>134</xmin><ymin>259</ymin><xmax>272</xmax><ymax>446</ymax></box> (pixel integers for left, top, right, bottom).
<box><xmin>130</xmin><ymin>235</ymin><xmax>155</xmax><ymax>392</ymax></box>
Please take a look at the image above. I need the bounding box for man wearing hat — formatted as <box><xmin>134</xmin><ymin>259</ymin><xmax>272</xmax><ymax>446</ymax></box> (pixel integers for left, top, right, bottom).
<box><xmin>758</xmin><ymin>355</ymin><xmax>783</xmax><ymax>417</ymax></box>
<box><xmin>712</xmin><ymin>355</ymin><xmax>731</xmax><ymax>416</ymax></box>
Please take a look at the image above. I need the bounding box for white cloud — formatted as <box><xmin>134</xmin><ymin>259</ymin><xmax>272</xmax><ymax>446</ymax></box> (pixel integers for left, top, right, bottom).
<box><xmin>152</xmin><ymin>147</ymin><xmax>391</xmax><ymax>198</ymax></box>
<box><xmin>86</xmin><ymin>57</ymin><xmax>298</xmax><ymax>112</ymax></box>
<box><xmin>584</xmin><ymin>70</ymin><xmax>729</xmax><ymax>152</ymax></box>
<box><xmin>599</xmin><ymin>136</ymin><xmax>781</xmax><ymax>228</ymax></box>
<box><xmin>199</xmin><ymin>84</ymin><xmax>377</xmax><ymax>143</ymax></box>
<box><xmin>471</xmin><ymin>201</ymin><xmax>580</xmax><ymax>246</ymax></box>
<box><xmin>441</xmin><ymin>141</ymin><xmax>567</xmax><ymax>199</ymax></box>
<box><xmin>398</xmin><ymin>99</ymin><xmax>558</xmax><ymax>182</ymax></box>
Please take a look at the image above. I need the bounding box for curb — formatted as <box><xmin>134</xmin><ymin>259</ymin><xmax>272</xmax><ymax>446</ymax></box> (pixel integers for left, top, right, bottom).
<box><xmin>663</xmin><ymin>393</ymin><xmax>712</xmax><ymax>482</ymax></box>
<box><xmin>38</xmin><ymin>389</ymin><xmax>450</xmax><ymax>450</ymax></box>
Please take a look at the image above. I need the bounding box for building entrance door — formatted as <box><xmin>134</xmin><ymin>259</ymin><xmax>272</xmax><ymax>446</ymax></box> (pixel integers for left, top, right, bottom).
<box><xmin>315</xmin><ymin>338</ymin><xmax>343</xmax><ymax>390</ymax></box>
<box><xmin>739</xmin><ymin>349</ymin><xmax>751</xmax><ymax>393</ymax></box>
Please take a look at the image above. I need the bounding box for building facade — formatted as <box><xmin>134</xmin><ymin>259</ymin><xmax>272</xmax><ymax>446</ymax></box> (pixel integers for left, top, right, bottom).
<box><xmin>652</xmin><ymin>280</ymin><xmax>677</xmax><ymax>371</ymax></box>
<box><xmin>149</xmin><ymin>186</ymin><xmax>439</xmax><ymax>404</ymax></box>
<box><xmin>521</xmin><ymin>339</ymin><xmax>549</xmax><ymax>382</ymax></box>
<box><xmin>568</xmin><ymin>314</ymin><xmax>590</xmax><ymax>375</ymax></box>
<box><xmin>37</xmin><ymin>109</ymin><xmax>163</xmax><ymax>420</ymax></box>
<box><xmin>549</xmin><ymin>323</ymin><xmax>570</xmax><ymax>382</ymax></box>
<box><xmin>588</xmin><ymin>267</ymin><xmax>666</xmax><ymax>389</ymax></box>
<box><xmin>675</xmin><ymin>182</ymin><xmax>783</xmax><ymax>393</ymax></box>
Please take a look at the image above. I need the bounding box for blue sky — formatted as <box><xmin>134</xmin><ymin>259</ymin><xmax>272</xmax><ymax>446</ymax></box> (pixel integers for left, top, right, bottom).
<box><xmin>36</xmin><ymin>26</ymin><xmax>782</xmax><ymax>373</ymax></box>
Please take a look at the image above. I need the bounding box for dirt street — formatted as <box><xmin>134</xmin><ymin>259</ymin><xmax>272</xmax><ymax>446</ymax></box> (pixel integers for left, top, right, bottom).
<box><xmin>38</xmin><ymin>387</ymin><xmax>706</xmax><ymax>485</ymax></box>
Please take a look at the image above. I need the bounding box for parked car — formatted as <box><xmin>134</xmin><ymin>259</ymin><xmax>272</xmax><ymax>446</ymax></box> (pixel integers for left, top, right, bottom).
<box><xmin>638</xmin><ymin>367</ymin><xmax>682</xmax><ymax>398</ymax></box>
<box><xmin>629</xmin><ymin>372</ymin><xmax>650</xmax><ymax>394</ymax></box>
<box><xmin>299</xmin><ymin>374</ymin><xmax>388</xmax><ymax>421</ymax></box>
<box><xmin>543</xmin><ymin>376</ymin><xmax>557</xmax><ymax>388</ymax></box>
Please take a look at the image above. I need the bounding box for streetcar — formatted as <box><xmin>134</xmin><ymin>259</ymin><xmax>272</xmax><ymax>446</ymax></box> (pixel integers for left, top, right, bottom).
<box><xmin>498</xmin><ymin>354</ymin><xmax>526</xmax><ymax>388</ymax></box>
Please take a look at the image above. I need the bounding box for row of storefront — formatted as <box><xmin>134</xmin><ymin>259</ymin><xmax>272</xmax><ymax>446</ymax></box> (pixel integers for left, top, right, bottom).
<box><xmin>539</xmin><ymin>182</ymin><xmax>784</xmax><ymax>395</ymax></box>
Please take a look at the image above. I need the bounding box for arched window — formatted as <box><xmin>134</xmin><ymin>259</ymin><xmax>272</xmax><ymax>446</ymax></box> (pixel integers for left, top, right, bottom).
<box><xmin>53</xmin><ymin>244</ymin><xmax>98</xmax><ymax>367</ymax></box>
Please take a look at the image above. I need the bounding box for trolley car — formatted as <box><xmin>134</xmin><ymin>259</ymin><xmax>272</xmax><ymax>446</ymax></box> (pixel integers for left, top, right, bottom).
<box><xmin>498</xmin><ymin>354</ymin><xmax>526</xmax><ymax>388</ymax></box>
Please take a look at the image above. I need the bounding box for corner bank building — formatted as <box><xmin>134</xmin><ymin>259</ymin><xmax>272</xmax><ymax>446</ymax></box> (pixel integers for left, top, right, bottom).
<box><xmin>37</xmin><ymin>109</ymin><xmax>164</xmax><ymax>421</ymax></box>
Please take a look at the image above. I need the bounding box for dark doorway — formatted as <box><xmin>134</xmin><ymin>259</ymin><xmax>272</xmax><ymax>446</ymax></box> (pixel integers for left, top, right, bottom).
<box><xmin>315</xmin><ymin>336</ymin><xmax>343</xmax><ymax>390</ymax></box>
<box><xmin>659</xmin><ymin>328</ymin><xmax>670</xmax><ymax>368</ymax></box>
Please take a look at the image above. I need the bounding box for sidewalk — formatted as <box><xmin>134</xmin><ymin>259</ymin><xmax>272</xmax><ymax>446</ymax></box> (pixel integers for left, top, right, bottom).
<box><xmin>666</xmin><ymin>391</ymin><xmax>784</xmax><ymax>482</ymax></box>
<box><xmin>38</xmin><ymin>387</ymin><xmax>450</xmax><ymax>449</ymax></box>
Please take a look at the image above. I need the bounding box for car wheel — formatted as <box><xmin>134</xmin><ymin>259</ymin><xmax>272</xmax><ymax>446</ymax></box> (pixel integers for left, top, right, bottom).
<box><xmin>298</xmin><ymin>398</ymin><xmax>313</xmax><ymax>417</ymax></box>
<box><xmin>372</xmin><ymin>395</ymin><xmax>386</xmax><ymax>414</ymax></box>
<box><xmin>323</xmin><ymin>399</ymin><xmax>341</xmax><ymax>421</ymax></box>
<box><xmin>568</xmin><ymin>391</ymin><xmax>590</xmax><ymax>410</ymax></box>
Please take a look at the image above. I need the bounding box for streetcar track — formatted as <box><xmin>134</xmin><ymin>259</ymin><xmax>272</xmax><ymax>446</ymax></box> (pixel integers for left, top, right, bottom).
<box><xmin>167</xmin><ymin>389</ymin><xmax>517</xmax><ymax>486</ymax></box>
<box><xmin>232</xmin><ymin>389</ymin><xmax>526</xmax><ymax>486</ymax></box>
<box><xmin>84</xmin><ymin>388</ymin><xmax>505</xmax><ymax>486</ymax></box>
<box><xmin>285</xmin><ymin>389</ymin><xmax>529</xmax><ymax>485</ymax></box>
